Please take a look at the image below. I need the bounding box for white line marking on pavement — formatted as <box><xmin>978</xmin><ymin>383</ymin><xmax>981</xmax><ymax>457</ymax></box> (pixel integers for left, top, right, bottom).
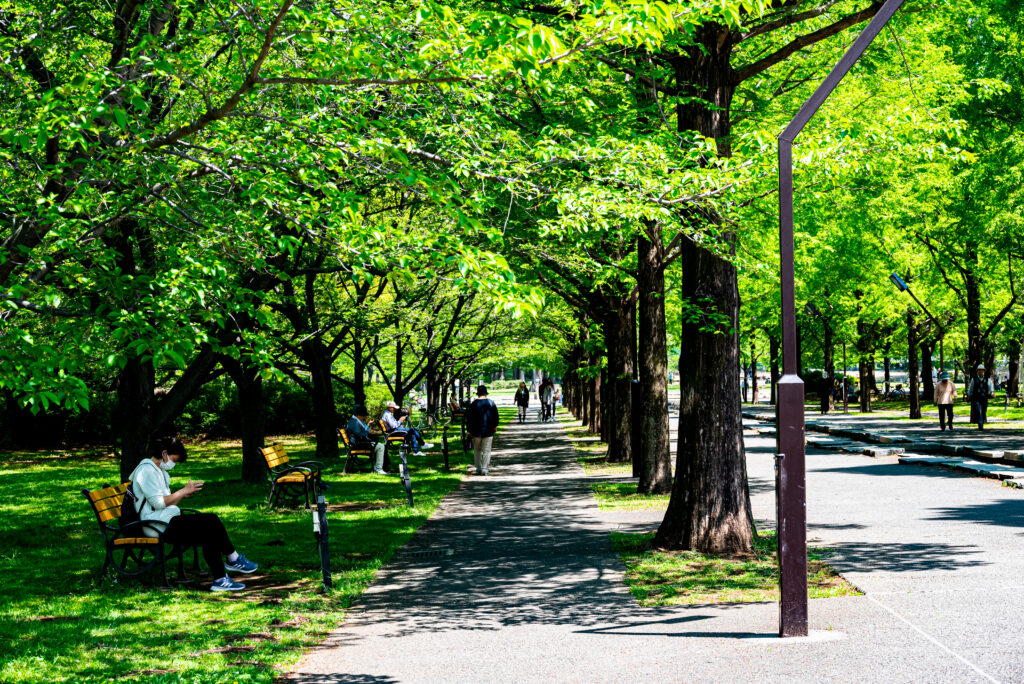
<box><xmin>866</xmin><ymin>595</ymin><xmax>1000</xmax><ymax>683</ymax></box>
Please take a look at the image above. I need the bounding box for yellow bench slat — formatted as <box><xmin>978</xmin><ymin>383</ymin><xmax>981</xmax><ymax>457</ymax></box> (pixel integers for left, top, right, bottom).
<box><xmin>113</xmin><ymin>537</ymin><xmax>159</xmax><ymax>546</ymax></box>
<box><xmin>276</xmin><ymin>473</ymin><xmax>310</xmax><ymax>483</ymax></box>
<box><xmin>97</xmin><ymin>508</ymin><xmax>120</xmax><ymax>523</ymax></box>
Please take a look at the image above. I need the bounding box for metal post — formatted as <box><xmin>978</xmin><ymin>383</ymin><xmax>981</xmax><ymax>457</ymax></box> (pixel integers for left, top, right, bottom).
<box><xmin>777</xmin><ymin>0</ymin><xmax>907</xmax><ymax>638</ymax></box>
<box><xmin>843</xmin><ymin>341</ymin><xmax>848</xmax><ymax>414</ymax></box>
<box><xmin>314</xmin><ymin>492</ymin><xmax>332</xmax><ymax>591</ymax></box>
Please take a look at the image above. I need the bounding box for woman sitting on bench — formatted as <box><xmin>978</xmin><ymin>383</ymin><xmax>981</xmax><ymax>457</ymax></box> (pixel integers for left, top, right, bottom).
<box><xmin>129</xmin><ymin>437</ymin><xmax>259</xmax><ymax>592</ymax></box>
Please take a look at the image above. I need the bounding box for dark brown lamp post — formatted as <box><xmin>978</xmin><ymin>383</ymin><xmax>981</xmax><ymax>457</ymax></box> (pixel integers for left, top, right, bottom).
<box><xmin>777</xmin><ymin>0</ymin><xmax>908</xmax><ymax>638</ymax></box>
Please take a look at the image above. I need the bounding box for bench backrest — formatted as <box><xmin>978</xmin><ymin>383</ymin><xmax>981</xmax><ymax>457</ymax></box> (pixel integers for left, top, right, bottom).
<box><xmin>337</xmin><ymin>428</ymin><xmax>351</xmax><ymax>447</ymax></box>
<box><xmin>82</xmin><ymin>483</ymin><xmax>129</xmax><ymax>527</ymax></box>
<box><xmin>261</xmin><ymin>443</ymin><xmax>289</xmax><ymax>469</ymax></box>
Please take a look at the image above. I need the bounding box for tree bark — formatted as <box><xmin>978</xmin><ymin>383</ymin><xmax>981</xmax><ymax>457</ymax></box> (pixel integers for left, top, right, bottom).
<box><xmin>655</xmin><ymin>235</ymin><xmax>754</xmax><ymax>553</ymax></box>
<box><xmin>117</xmin><ymin>354</ymin><xmax>157</xmax><ymax>482</ymax></box>
<box><xmin>655</xmin><ymin>21</ymin><xmax>753</xmax><ymax>553</ymax></box>
<box><xmin>225</xmin><ymin>360</ymin><xmax>267</xmax><ymax>483</ymax></box>
<box><xmin>304</xmin><ymin>340</ymin><xmax>339</xmax><ymax>461</ymax></box>
<box><xmin>920</xmin><ymin>339</ymin><xmax>935</xmax><ymax>402</ymax></box>
<box><xmin>637</xmin><ymin>230</ymin><xmax>672</xmax><ymax>494</ymax></box>
<box><xmin>603</xmin><ymin>298</ymin><xmax>634</xmax><ymax>462</ymax></box>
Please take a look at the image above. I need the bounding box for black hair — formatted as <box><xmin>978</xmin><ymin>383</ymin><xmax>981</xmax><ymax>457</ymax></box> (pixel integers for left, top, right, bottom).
<box><xmin>352</xmin><ymin>404</ymin><xmax>368</xmax><ymax>416</ymax></box>
<box><xmin>150</xmin><ymin>436</ymin><xmax>188</xmax><ymax>462</ymax></box>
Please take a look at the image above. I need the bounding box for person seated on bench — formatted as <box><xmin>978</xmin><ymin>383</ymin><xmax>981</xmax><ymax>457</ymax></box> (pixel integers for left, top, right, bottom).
<box><xmin>381</xmin><ymin>401</ymin><xmax>434</xmax><ymax>452</ymax></box>
<box><xmin>128</xmin><ymin>436</ymin><xmax>259</xmax><ymax>592</ymax></box>
<box><xmin>347</xmin><ymin>404</ymin><xmax>387</xmax><ymax>474</ymax></box>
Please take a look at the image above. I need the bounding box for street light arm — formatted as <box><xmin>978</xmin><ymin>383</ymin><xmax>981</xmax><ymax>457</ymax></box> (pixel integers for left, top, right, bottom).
<box><xmin>904</xmin><ymin>285</ymin><xmax>945</xmax><ymax>337</ymax></box>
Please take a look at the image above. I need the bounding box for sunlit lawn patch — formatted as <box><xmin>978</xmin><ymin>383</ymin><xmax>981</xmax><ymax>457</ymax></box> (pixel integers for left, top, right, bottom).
<box><xmin>590</xmin><ymin>481</ymin><xmax>669</xmax><ymax>511</ymax></box>
<box><xmin>611</xmin><ymin>531</ymin><xmax>860</xmax><ymax>606</ymax></box>
<box><xmin>0</xmin><ymin>435</ymin><xmax>467</xmax><ymax>683</ymax></box>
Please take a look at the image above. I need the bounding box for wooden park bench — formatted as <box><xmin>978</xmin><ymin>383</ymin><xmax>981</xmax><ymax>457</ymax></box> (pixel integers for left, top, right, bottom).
<box><xmin>337</xmin><ymin>427</ymin><xmax>380</xmax><ymax>474</ymax></box>
<box><xmin>81</xmin><ymin>483</ymin><xmax>200</xmax><ymax>587</ymax></box>
<box><xmin>260</xmin><ymin>443</ymin><xmax>324</xmax><ymax>509</ymax></box>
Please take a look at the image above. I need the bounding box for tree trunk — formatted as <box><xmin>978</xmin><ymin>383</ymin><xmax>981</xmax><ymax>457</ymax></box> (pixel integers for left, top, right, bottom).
<box><xmin>225</xmin><ymin>360</ymin><xmax>267</xmax><ymax>483</ymax></box>
<box><xmin>637</xmin><ymin>230</ymin><xmax>672</xmax><ymax>494</ymax></box>
<box><xmin>858</xmin><ymin>356</ymin><xmax>872</xmax><ymax>413</ymax></box>
<box><xmin>603</xmin><ymin>298</ymin><xmax>634</xmax><ymax>462</ymax></box>
<box><xmin>920</xmin><ymin>340</ymin><xmax>935</xmax><ymax>402</ymax></box>
<box><xmin>656</xmin><ymin>22</ymin><xmax>752</xmax><ymax>553</ymax></box>
<box><xmin>908</xmin><ymin>310</ymin><xmax>921</xmax><ymax>419</ymax></box>
<box><xmin>117</xmin><ymin>354</ymin><xmax>157</xmax><ymax>482</ymax></box>
<box><xmin>655</xmin><ymin>235</ymin><xmax>754</xmax><ymax>553</ymax></box>
<box><xmin>966</xmin><ymin>241</ymin><xmax>983</xmax><ymax>370</ymax></box>
<box><xmin>1008</xmin><ymin>339</ymin><xmax>1021</xmax><ymax>398</ymax></box>
<box><xmin>305</xmin><ymin>340</ymin><xmax>339</xmax><ymax>461</ymax></box>
<box><xmin>884</xmin><ymin>354</ymin><xmax>891</xmax><ymax>396</ymax></box>
<box><xmin>352</xmin><ymin>339</ymin><xmax>367</xmax><ymax>408</ymax></box>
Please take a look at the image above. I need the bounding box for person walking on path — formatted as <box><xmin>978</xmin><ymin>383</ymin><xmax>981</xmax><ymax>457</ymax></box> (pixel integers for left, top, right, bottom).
<box><xmin>967</xmin><ymin>364</ymin><xmax>995</xmax><ymax>430</ymax></box>
<box><xmin>539</xmin><ymin>378</ymin><xmax>555</xmax><ymax>422</ymax></box>
<box><xmin>466</xmin><ymin>385</ymin><xmax>499</xmax><ymax>475</ymax></box>
<box><xmin>513</xmin><ymin>381</ymin><xmax>530</xmax><ymax>423</ymax></box>
<box><xmin>934</xmin><ymin>372</ymin><xmax>957</xmax><ymax>431</ymax></box>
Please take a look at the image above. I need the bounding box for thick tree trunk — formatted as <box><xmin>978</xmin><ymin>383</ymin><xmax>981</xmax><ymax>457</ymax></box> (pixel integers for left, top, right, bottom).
<box><xmin>118</xmin><ymin>354</ymin><xmax>157</xmax><ymax>482</ymax></box>
<box><xmin>656</xmin><ymin>22</ymin><xmax>752</xmax><ymax>553</ymax></box>
<box><xmin>226</xmin><ymin>361</ymin><xmax>267</xmax><ymax>483</ymax></box>
<box><xmin>305</xmin><ymin>340</ymin><xmax>339</xmax><ymax>461</ymax></box>
<box><xmin>637</xmin><ymin>230</ymin><xmax>672</xmax><ymax>494</ymax></box>
<box><xmin>908</xmin><ymin>310</ymin><xmax>921</xmax><ymax>419</ymax></box>
<box><xmin>655</xmin><ymin>235</ymin><xmax>754</xmax><ymax>553</ymax></box>
<box><xmin>884</xmin><ymin>353</ymin><xmax>891</xmax><ymax>396</ymax></box>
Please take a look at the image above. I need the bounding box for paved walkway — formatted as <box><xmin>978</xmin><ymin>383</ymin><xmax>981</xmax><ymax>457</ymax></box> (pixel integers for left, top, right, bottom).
<box><xmin>285</xmin><ymin>416</ymin><xmax>1024</xmax><ymax>683</ymax></box>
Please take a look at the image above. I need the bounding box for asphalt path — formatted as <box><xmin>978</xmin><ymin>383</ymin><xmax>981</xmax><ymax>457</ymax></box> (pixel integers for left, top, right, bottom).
<box><xmin>284</xmin><ymin>413</ymin><xmax>1024</xmax><ymax>683</ymax></box>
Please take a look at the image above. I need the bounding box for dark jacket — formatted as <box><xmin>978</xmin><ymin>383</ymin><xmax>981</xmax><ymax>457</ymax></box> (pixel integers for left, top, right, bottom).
<box><xmin>467</xmin><ymin>397</ymin><xmax>499</xmax><ymax>438</ymax></box>
<box><xmin>514</xmin><ymin>388</ymin><xmax>530</xmax><ymax>407</ymax></box>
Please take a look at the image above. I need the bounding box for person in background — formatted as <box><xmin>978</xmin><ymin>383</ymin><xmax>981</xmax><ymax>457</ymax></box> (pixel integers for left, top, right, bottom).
<box><xmin>540</xmin><ymin>378</ymin><xmax>555</xmax><ymax>421</ymax></box>
<box><xmin>934</xmin><ymin>372</ymin><xmax>957</xmax><ymax>431</ymax></box>
<box><xmin>381</xmin><ymin>401</ymin><xmax>434</xmax><ymax>452</ymax></box>
<box><xmin>466</xmin><ymin>385</ymin><xmax>499</xmax><ymax>475</ymax></box>
<box><xmin>129</xmin><ymin>437</ymin><xmax>258</xmax><ymax>592</ymax></box>
<box><xmin>514</xmin><ymin>381</ymin><xmax>530</xmax><ymax>424</ymax></box>
<box><xmin>966</xmin><ymin>364</ymin><xmax>995</xmax><ymax>430</ymax></box>
<box><xmin>347</xmin><ymin>405</ymin><xmax>387</xmax><ymax>474</ymax></box>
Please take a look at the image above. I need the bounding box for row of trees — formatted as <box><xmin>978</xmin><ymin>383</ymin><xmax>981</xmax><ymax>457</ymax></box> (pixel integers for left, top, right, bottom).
<box><xmin>3</xmin><ymin>1</ymin><xmax>1021</xmax><ymax>554</ymax></box>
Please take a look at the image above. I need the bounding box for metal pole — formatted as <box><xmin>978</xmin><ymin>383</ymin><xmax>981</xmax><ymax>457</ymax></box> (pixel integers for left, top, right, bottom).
<box><xmin>843</xmin><ymin>341</ymin><xmax>848</xmax><ymax>414</ymax></box>
<box><xmin>777</xmin><ymin>0</ymin><xmax>907</xmax><ymax>638</ymax></box>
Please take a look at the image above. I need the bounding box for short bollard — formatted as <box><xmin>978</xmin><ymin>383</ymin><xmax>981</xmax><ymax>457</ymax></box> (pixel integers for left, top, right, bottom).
<box><xmin>398</xmin><ymin>449</ymin><xmax>414</xmax><ymax>507</ymax></box>
<box><xmin>442</xmin><ymin>427</ymin><xmax>450</xmax><ymax>471</ymax></box>
<box><xmin>313</xmin><ymin>492</ymin><xmax>332</xmax><ymax>591</ymax></box>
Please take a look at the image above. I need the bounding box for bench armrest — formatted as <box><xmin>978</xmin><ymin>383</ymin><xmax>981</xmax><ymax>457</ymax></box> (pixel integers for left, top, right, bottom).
<box><xmin>296</xmin><ymin>460</ymin><xmax>325</xmax><ymax>471</ymax></box>
<box><xmin>115</xmin><ymin>519</ymin><xmax>171</xmax><ymax>539</ymax></box>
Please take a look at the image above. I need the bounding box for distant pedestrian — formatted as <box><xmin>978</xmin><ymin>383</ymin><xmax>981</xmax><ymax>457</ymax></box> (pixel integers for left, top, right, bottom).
<box><xmin>539</xmin><ymin>378</ymin><xmax>555</xmax><ymax>421</ymax></box>
<box><xmin>934</xmin><ymin>372</ymin><xmax>957</xmax><ymax>431</ymax></box>
<box><xmin>819</xmin><ymin>372</ymin><xmax>831</xmax><ymax>415</ymax></box>
<box><xmin>466</xmin><ymin>385</ymin><xmax>499</xmax><ymax>475</ymax></box>
<box><xmin>513</xmin><ymin>381</ymin><xmax>530</xmax><ymax>423</ymax></box>
<box><xmin>966</xmin><ymin>364</ymin><xmax>995</xmax><ymax>430</ymax></box>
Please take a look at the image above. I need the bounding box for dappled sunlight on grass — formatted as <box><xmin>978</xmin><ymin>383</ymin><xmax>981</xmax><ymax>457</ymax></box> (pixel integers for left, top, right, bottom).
<box><xmin>0</xmin><ymin>435</ymin><xmax>466</xmax><ymax>683</ymax></box>
<box><xmin>591</xmin><ymin>481</ymin><xmax>669</xmax><ymax>511</ymax></box>
<box><xmin>611</xmin><ymin>531</ymin><xmax>860</xmax><ymax>606</ymax></box>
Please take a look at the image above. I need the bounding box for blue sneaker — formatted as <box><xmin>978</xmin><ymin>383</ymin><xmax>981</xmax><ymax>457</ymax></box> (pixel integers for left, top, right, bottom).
<box><xmin>224</xmin><ymin>554</ymin><xmax>258</xmax><ymax>574</ymax></box>
<box><xmin>210</xmin><ymin>576</ymin><xmax>245</xmax><ymax>592</ymax></box>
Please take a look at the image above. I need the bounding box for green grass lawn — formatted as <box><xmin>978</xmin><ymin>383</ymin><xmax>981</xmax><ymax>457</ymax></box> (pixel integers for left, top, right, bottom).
<box><xmin>0</xmin><ymin>434</ymin><xmax>471</xmax><ymax>683</ymax></box>
<box><xmin>590</xmin><ymin>481</ymin><xmax>670</xmax><ymax>511</ymax></box>
<box><xmin>612</xmin><ymin>531</ymin><xmax>861</xmax><ymax>606</ymax></box>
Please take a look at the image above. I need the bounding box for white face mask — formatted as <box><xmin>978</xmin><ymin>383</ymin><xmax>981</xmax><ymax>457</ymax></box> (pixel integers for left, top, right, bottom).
<box><xmin>160</xmin><ymin>458</ymin><xmax>176</xmax><ymax>472</ymax></box>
